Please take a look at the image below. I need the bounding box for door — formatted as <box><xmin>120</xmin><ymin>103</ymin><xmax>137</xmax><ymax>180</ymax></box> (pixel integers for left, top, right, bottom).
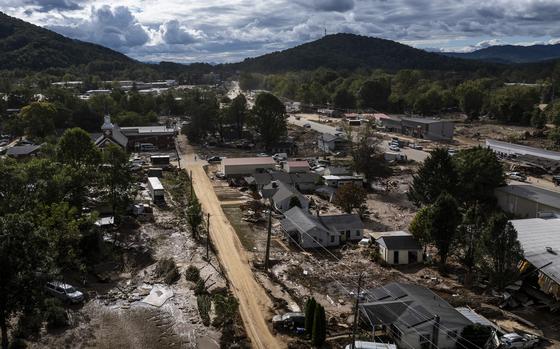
<box><xmin>393</xmin><ymin>251</ymin><xmax>399</xmax><ymax>264</ymax></box>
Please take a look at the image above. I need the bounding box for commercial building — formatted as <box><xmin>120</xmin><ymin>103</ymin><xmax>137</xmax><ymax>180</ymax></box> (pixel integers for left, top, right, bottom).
<box><xmin>495</xmin><ymin>184</ymin><xmax>560</xmax><ymax>218</ymax></box>
<box><xmin>221</xmin><ymin>157</ymin><xmax>276</xmax><ymax>177</ymax></box>
<box><xmin>379</xmin><ymin>116</ymin><xmax>454</xmax><ymax>141</ymax></box>
<box><xmin>486</xmin><ymin>139</ymin><xmax>560</xmax><ymax>161</ymax></box>
<box><xmin>281</xmin><ymin>206</ymin><xmax>364</xmax><ymax>248</ymax></box>
<box><xmin>359</xmin><ymin>283</ymin><xmax>474</xmax><ymax>349</ymax></box>
<box><xmin>376</xmin><ymin>231</ymin><xmax>423</xmax><ymax>265</ymax></box>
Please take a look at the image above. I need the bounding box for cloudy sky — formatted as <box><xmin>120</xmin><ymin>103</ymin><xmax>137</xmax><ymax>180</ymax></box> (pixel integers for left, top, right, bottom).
<box><xmin>2</xmin><ymin>0</ymin><xmax>560</xmax><ymax>63</ymax></box>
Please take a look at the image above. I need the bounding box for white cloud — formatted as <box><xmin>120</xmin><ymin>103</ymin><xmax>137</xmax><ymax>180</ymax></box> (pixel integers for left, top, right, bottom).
<box><xmin>2</xmin><ymin>0</ymin><xmax>560</xmax><ymax>63</ymax></box>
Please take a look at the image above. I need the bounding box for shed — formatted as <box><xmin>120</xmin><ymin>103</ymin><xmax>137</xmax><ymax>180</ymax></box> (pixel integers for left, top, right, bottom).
<box><xmin>376</xmin><ymin>232</ymin><xmax>423</xmax><ymax>265</ymax></box>
<box><xmin>284</xmin><ymin>160</ymin><xmax>310</xmax><ymax>174</ymax></box>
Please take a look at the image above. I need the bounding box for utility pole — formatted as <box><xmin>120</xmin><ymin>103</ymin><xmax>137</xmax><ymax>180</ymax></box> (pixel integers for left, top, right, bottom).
<box><xmin>431</xmin><ymin>315</ymin><xmax>440</xmax><ymax>349</ymax></box>
<box><xmin>190</xmin><ymin>170</ymin><xmax>193</xmax><ymax>198</ymax></box>
<box><xmin>351</xmin><ymin>273</ymin><xmax>364</xmax><ymax>349</ymax></box>
<box><xmin>264</xmin><ymin>199</ymin><xmax>273</xmax><ymax>270</ymax></box>
<box><xmin>206</xmin><ymin>213</ymin><xmax>211</xmax><ymax>260</ymax></box>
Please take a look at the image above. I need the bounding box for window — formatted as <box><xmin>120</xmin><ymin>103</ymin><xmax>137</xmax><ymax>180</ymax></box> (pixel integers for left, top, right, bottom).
<box><xmin>355</xmin><ymin>230</ymin><xmax>360</xmax><ymax>236</ymax></box>
<box><xmin>330</xmin><ymin>236</ymin><xmax>335</xmax><ymax>243</ymax></box>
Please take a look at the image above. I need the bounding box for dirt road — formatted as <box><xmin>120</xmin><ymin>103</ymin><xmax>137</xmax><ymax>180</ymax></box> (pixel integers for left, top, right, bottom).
<box><xmin>178</xmin><ymin>136</ymin><xmax>284</xmax><ymax>349</ymax></box>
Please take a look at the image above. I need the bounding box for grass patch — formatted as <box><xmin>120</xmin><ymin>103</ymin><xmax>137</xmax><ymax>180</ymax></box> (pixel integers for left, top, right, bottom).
<box><xmin>221</xmin><ymin>204</ymin><xmax>256</xmax><ymax>251</ymax></box>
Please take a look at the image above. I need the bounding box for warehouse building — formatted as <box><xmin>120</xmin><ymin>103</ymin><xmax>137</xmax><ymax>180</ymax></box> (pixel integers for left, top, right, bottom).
<box><xmin>495</xmin><ymin>184</ymin><xmax>560</xmax><ymax>218</ymax></box>
<box><xmin>379</xmin><ymin>116</ymin><xmax>454</xmax><ymax>140</ymax></box>
<box><xmin>221</xmin><ymin>157</ymin><xmax>276</xmax><ymax>177</ymax></box>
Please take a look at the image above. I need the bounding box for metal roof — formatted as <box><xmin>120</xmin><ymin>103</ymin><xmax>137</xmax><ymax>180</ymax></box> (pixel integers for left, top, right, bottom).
<box><xmin>148</xmin><ymin>177</ymin><xmax>164</xmax><ymax>191</ymax></box>
<box><xmin>510</xmin><ymin>217</ymin><xmax>560</xmax><ymax>285</ymax></box>
<box><xmin>6</xmin><ymin>144</ymin><xmax>41</xmax><ymax>156</ymax></box>
<box><xmin>360</xmin><ymin>283</ymin><xmax>472</xmax><ymax>330</ymax></box>
<box><xmin>486</xmin><ymin>139</ymin><xmax>560</xmax><ymax>161</ymax></box>
<box><xmin>496</xmin><ymin>184</ymin><xmax>560</xmax><ymax>209</ymax></box>
<box><xmin>282</xmin><ymin>206</ymin><xmax>363</xmax><ymax>236</ymax></box>
<box><xmin>222</xmin><ymin>157</ymin><xmax>276</xmax><ymax>166</ymax></box>
<box><xmin>401</xmin><ymin>117</ymin><xmax>451</xmax><ymax>125</ymax></box>
<box><xmin>377</xmin><ymin>235</ymin><xmax>422</xmax><ymax>251</ymax></box>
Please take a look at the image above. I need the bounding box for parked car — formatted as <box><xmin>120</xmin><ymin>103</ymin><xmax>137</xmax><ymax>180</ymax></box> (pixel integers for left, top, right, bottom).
<box><xmin>303</xmin><ymin>123</ymin><xmax>312</xmax><ymax>128</ymax></box>
<box><xmin>448</xmin><ymin>148</ymin><xmax>457</xmax><ymax>156</ymax></box>
<box><xmin>256</xmin><ymin>153</ymin><xmax>269</xmax><ymax>157</ymax></box>
<box><xmin>409</xmin><ymin>143</ymin><xmax>423</xmax><ymax>150</ymax></box>
<box><xmin>272</xmin><ymin>312</ymin><xmax>305</xmax><ymax>332</ymax></box>
<box><xmin>45</xmin><ymin>281</ymin><xmax>84</xmax><ymax>304</ymax></box>
<box><xmin>207</xmin><ymin>156</ymin><xmax>223</xmax><ymax>163</ymax></box>
<box><xmin>335</xmin><ymin>126</ymin><xmax>343</xmax><ymax>131</ymax></box>
<box><xmin>389</xmin><ymin>145</ymin><xmax>400</xmax><ymax>152</ymax></box>
<box><xmin>215</xmin><ymin>171</ymin><xmax>226</xmax><ymax>179</ymax></box>
<box><xmin>500</xmin><ymin>332</ymin><xmax>539</xmax><ymax>349</ymax></box>
<box><xmin>273</xmin><ymin>153</ymin><xmax>288</xmax><ymax>161</ymax></box>
<box><xmin>553</xmin><ymin>175</ymin><xmax>560</xmax><ymax>186</ymax></box>
<box><xmin>507</xmin><ymin>172</ymin><xmax>527</xmax><ymax>182</ymax></box>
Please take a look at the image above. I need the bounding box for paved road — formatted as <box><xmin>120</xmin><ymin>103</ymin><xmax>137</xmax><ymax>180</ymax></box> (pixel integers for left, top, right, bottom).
<box><xmin>177</xmin><ymin>135</ymin><xmax>284</xmax><ymax>349</ymax></box>
<box><xmin>287</xmin><ymin>115</ymin><xmax>429</xmax><ymax>162</ymax></box>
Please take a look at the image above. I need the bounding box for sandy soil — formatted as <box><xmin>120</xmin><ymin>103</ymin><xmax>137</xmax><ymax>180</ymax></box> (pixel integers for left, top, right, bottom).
<box><xmin>177</xmin><ymin>135</ymin><xmax>285</xmax><ymax>349</ymax></box>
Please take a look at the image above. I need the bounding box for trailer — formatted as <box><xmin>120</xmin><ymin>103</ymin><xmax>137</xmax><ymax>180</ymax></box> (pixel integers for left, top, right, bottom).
<box><xmin>147</xmin><ymin>177</ymin><xmax>164</xmax><ymax>202</ymax></box>
<box><xmin>150</xmin><ymin>155</ymin><xmax>171</xmax><ymax>169</ymax></box>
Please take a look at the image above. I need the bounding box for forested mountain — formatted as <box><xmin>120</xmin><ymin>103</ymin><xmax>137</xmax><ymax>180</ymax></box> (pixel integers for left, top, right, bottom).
<box><xmin>0</xmin><ymin>11</ymin><xmax>139</xmax><ymax>71</ymax></box>
<box><xmin>227</xmin><ymin>33</ymin><xmax>499</xmax><ymax>73</ymax></box>
<box><xmin>444</xmin><ymin>44</ymin><xmax>560</xmax><ymax>64</ymax></box>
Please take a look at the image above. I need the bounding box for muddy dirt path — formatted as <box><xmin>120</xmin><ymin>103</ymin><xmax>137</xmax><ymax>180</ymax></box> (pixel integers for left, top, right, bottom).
<box><xmin>177</xmin><ymin>136</ymin><xmax>284</xmax><ymax>349</ymax></box>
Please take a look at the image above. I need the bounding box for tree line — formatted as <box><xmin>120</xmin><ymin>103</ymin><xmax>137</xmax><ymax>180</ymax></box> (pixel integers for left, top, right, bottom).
<box><xmin>408</xmin><ymin>147</ymin><xmax>523</xmax><ymax>289</ymax></box>
<box><xmin>0</xmin><ymin>128</ymin><xmax>133</xmax><ymax>349</ymax></box>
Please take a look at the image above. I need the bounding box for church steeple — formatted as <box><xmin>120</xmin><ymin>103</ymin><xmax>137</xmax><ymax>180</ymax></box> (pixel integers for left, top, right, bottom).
<box><xmin>101</xmin><ymin>114</ymin><xmax>114</xmax><ymax>134</ymax></box>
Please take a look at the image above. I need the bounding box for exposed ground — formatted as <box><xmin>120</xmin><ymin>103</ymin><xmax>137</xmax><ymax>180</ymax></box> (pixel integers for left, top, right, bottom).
<box><xmin>177</xmin><ymin>135</ymin><xmax>285</xmax><ymax>349</ymax></box>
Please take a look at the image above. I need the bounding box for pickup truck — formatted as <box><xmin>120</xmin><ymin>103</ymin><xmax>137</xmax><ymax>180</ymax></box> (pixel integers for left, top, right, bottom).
<box><xmin>500</xmin><ymin>332</ymin><xmax>539</xmax><ymax>349</ymax></box>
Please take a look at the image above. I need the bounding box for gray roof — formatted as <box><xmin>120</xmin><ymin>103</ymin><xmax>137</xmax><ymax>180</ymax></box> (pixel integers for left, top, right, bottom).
<box><xmin>319</xmin><ymin>214</ymin><xmax>364</xmax><ymax>231</ymax></box>
<box><xmin>510</xmin><ymin>217</ymin><xmax>560</xmax><ymax>285</ymax></box>
<box><xmin>282</xmin><ymin>206</ymin><xmax>362</xmax><ymax>236</ymax></box>
<box><xmin>496</xmin><ymin>184</ymin><xmax>560</xmax><ymax>209</ymax></box>
<box><xmin>252</xmin><ymin>172</ymin><xmax>319</xmax><ymax>186</ymax></box>
<box><xmin>360</xmin><ymin>283</ymin><xmax>472</xmax><ymax>330</ymax></box>
<box><xmin>6</xmin><ymin>144</ymin><xmax>41</xmax><ymax>156</ymax></box>
<box><xmin>486</xmin><ymin>139</ymin><xmax>560</xmax><ymax>161</ymax></box>
<box><xmin>272</xmin><ymin>182</ymin><xmax>308</xmax><ymax>205</ymax></box>
<box><xmin>377</xmin><ymin>235</ymin><xmax>422</xmax><ymax>250</ymax></box>
<box><xmin>320</xmin><ymin>134</ymin><xmax>347</xmax><ymax>143</ymax></box>
<box><xmin>401</xmin><ymin>117</ymin><xmax>451</xmax><ymax>125</ymax></box>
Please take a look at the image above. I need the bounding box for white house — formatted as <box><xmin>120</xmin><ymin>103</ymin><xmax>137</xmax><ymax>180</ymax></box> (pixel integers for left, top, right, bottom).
<box><xmin>265</xmin><ymin>181</ymin><xmax>310</xmax><ymax>213</ymax></box>
<box><xmin>376</xmin><ymin>231</ymin><xmax>423</xmax><ymax>265</ymax></box>
<box><xmin>281</xmin><ymin>207</ymin><xmax>364</xmax><ymax>248</ymax></box>
<box><xmin>360</xmin><ymin>283</ymin><xmax>474</xmax><ymax>349</ymax></box>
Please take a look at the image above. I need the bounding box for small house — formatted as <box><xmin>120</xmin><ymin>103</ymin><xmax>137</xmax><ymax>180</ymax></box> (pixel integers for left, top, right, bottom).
<box><xmin>318</xmin><ymin>134</ymin><xmax>350</xmax><ymax>153</ymax></box>
<box><xmin>6</xmin><ymin>144</ymin><xmax>42</xmax><ymax>159</ymax></box>
<box><xmin>281</xmin><ymin>207</ymin><xmax>364</xmax><ymax>248</ymax></box>
<box><xmin>376</xmin><ymin>231</ymin><xmax>423</xmax><ymax>265</ymax></box>
<box><xmin>359</xmin><ymin>283</ymin><xmax>474</xmax><ymax>349</ymax></box>
<box><xmin>284</xmin><ymin>160</ymin><xmax>310</xmax><ymax>174</ymax></box>
<box><xmin>263</xmin><ymin>181</ymin><xmax>310</xmax><ymax>213</ymax></box>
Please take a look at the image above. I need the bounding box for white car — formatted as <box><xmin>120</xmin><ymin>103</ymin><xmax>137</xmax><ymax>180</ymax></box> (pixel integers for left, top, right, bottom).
<box><xmin>389</xmin><ymin>145</ymin><xmax>400</xmax><ymax>152</ymax></box>
<box><xmin>507</xmin><ymin>172</ymin><xmax>527</xmax><ymax>182</ymax></box>
<box><xmin>45</xmin><ymin>281</ymin><xmax>84</xmax><ymax>304</ymax></box>
<box><xmin>256</xmin><ymin>153</ymin><xmax>269</xmax><ymax>157</ymax></box>
<box><xmin>500</xmin><ymin>333</ymin><xmax>539</xmax><ymax>349</ymax></box>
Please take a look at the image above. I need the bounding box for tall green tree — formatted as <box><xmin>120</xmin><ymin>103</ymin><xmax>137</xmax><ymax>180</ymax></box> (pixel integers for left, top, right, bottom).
<box><xmin>482</xmin><ymin>213</ymin><xmax>523</xmax><ymax>289</ymax></box>
<box><xmin>358</xmin><ymin>79</ymin><xmax>391</xmax><ymax>110</ymax></box>
<box><xmin>332</xmin><ymin>88</ymin><xmax>356</xmax><ymax>110</ymax></box>
<box><xmin>304</xmin><ymin>297</ymin><xmax>317</xmax><ymax>335</ymax></box>
<box><xmin>311</xmin><ymin>304</ymin><xmax>326</xmax><ymax>347</ymax></box>
<box><xmin>456</xmin><ymin>81</ymin><xmax>485</xmax><ymax>119</ymax></box>
<box><xmin>101</xmin><ymin>144</ymin><xmax>133</xmax><ymax>217</ymax></box>
<box><xmin>57</xmin><ymin>127</ymin><xmax>101</xmax><ymax>166</ymax></box>
<box><xmin>454</xmin><ymin>146</ymin><xmax>505</xmax><ymax>207</ymax></box>
<box><xmin>409</xmin><ymin>206</ymin><xmax>431</xmax><ymax>254</ymax></box>
<box><xmin>429</xmin><ymin>193</ymin><xmax>460</xmax><ymax>266</ymax></box>
<box><xmin>227</xmin><ymin>94</ymin><xmax>247</xmax><ymax>139</ymax></box>
<box><xmin>187</xmin><ymin>194</ymin><xmax>204</xmax><ymax>240</ymax></box>
<box><xmin>251</xmin><ymin>92</ymin><xmax>287</xmax><ymax>150</ymax></box>
<box><xmin>334</xmin><ymin>183</ymin><xmax>367</xmax><ymax>214</ymax></box>
<box><xmin>458</xmin><ymin>204</ymin><xmax>485</xmax><ymax>284</ymax></box>
<box><xmin>19</xmin><ymin>101</ymin><xmax>57</xmax><ymax>139</ymax></box>
<box><xmin>408</xmin><ymin>148</ymin><xmax>458</xmax><ymax>207</ymax></box>
<box><xmin>352</xmin><ymin>133</ymin><xmax>392</xmax><ymax>183</ymax></box>
<box><xmin>0</xmin><ymin>214</ymin><xmax>50</xmax><ymax>349</ymax></box>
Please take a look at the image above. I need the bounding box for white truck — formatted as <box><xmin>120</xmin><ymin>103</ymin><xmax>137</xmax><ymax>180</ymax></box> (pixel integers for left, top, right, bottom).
<box><xmin>147</xmin><ymin>177</ymin><xmax>164</xmax><ymax>203</ymax></box>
